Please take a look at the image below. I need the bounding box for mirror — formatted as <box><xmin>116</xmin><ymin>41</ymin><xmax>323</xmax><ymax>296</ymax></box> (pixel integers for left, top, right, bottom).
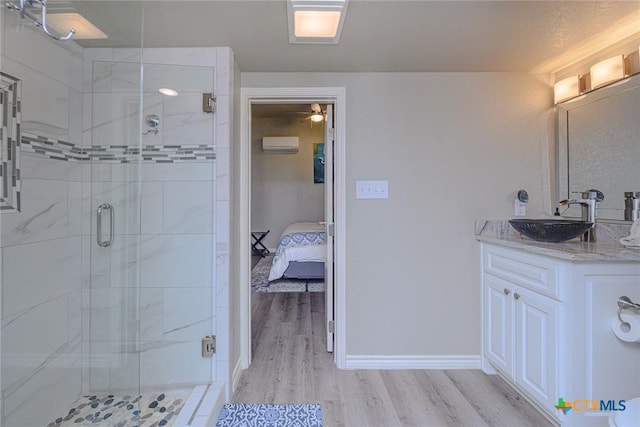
<box><xmin>557</xmin><ymin>74</ymin><xmax>640</xmax><ymax>221</ymax></box>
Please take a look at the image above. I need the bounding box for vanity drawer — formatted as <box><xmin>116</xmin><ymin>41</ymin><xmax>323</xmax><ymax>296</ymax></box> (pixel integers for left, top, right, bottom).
<box><xmin>483</xmin><ymin>246</ymin><xmax>562</xmax><ymax>299</ymax></box>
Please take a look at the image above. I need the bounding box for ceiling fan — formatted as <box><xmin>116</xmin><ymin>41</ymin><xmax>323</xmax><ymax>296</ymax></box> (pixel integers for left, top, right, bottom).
<box><xmin>284</xmin><ymin>103</ymin><xmax>325</xmax><ymax>122</ymax></box>
<box><xmin>304</xmin><ymin>103</ymin><xmax>326</xmax><ymax>123</ymax></box>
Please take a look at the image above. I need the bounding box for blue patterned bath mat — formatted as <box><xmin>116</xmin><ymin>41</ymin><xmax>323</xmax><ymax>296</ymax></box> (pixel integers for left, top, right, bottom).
<box><xmin>216</xmin><ymin>403</ymin><xmax>322</xmax><ymax>427</ymax></box>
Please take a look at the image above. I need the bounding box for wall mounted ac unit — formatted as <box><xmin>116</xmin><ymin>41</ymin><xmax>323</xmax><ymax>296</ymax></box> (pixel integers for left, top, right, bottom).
<box><xmin>262</xmin><ymin>136</ymin><xmax>299</xmax><ymax>153</ymax></box>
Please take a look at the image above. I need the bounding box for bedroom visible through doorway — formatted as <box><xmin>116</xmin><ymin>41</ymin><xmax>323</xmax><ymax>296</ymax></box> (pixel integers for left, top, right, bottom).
<box><xmin>238</xmin><ymin>87</ymin><xmax>346</xmax><ymax>380</ymax></box>
<box><xmin>250</xmin><ymin>102</ymin><xmax>328</xmax><ymax>278</ymax></box>
<box><xmin>249</xmin><ymin>101</ymin><xmax>333</xmax><ymax>350</ymax></box>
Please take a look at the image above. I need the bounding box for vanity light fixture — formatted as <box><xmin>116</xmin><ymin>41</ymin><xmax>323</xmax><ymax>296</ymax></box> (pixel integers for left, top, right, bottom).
<box><xmin>553</xmin><ymin>75</ymin><xmax>583</xmax><ymax>104</ymax></box>
<box><xmin>590</xmin><ymin>55</ymin><xmax>626</xmax><ymax>90</ymax></box>
<box><xmin>553</xmin><ymin>44</ymin><xmax>640</xmax><ymax>105</ymax></box>
<box><xmin>46</xmin><ymin>13</ymin><xmax>107</xmax><ymax>39</ymax></box>
<box><xmin>158</xmin><ymin>87</ymin><xmax>178</xmax><ymax>96</ymax></box>
<box><xmin>287</xmin><ymin>0</ymin><xmax>349</xmax><ymax>44</ymax></box>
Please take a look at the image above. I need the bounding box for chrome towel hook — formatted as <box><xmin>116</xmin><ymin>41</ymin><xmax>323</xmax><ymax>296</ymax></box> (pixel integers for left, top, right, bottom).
<box><xmin>7</xmin><ymin>0</ymin><xmax>75</xmax><ymax>41</ymax></box>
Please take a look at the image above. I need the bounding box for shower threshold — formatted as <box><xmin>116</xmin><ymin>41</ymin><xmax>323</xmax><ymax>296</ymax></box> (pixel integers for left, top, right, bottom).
<box><xmin>48</xmin><ymin>382</ymin><xmax>224</xmax><ymax>427</ymax></box>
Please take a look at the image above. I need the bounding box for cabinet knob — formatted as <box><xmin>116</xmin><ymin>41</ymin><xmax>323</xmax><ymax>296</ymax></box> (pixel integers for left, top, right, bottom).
<box><xmin>504</xmin><ymin>288</ymin><xmax>511</xmax><ymax>295</ymax></box>
<box><xmin>514</xmin><ymin>292</ymin><xmax>520</xmax><ymax>300</ymax></box>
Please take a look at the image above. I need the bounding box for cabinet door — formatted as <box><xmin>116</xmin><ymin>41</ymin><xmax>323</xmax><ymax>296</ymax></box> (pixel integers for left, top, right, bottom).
<box><xmin>484</xmin><ymin>275</ymin><xmax>514</xmax><ymax>377</ymax></box>
<box><xmin>515</xmin><ymin>287</ymin><xmax>559</xmax><ymax>412</ymax></box>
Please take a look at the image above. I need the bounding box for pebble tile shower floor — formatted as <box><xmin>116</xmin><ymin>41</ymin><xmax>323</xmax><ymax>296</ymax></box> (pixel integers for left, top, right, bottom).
<box><xmin>47</xmin><ymin>390</ymin><xmax>190</xmax><ymax>427</ymax></box>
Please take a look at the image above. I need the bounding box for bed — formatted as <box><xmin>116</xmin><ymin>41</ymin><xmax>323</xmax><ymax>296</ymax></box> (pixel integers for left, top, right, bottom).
<box><xmin>268</xmin><ymin>222</ymin><xmax>327</xmax><ymax>281</ymax></box>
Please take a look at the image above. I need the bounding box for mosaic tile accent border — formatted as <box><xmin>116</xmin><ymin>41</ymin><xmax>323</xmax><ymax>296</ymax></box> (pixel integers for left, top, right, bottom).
<box><xmin>48</xmin><ymin>391</ymin><xmax>188</xmax><ymax>427</ymax></box>
<box><xmin>21</xmin><ymin>132</ymin><xmax>215</xmax><ymax>164</ymax></box>
<box><xmin>0</xmin><ymin>72</ymin><xmax>22</xmax><ymax>212</ymax></box>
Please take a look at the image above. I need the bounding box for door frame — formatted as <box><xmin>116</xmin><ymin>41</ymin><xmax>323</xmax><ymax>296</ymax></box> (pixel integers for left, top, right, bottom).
<box><xmin>238</xmin><ymin>87</ymin><xmax>347</xmax><ymax>376</ymax></box>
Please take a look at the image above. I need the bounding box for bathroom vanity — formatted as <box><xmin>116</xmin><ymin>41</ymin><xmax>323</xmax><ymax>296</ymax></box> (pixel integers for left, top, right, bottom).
<box><xmin>476</xmin><ymin>221</ymin><xmax>640</xmax><ymax>427</ymax></box>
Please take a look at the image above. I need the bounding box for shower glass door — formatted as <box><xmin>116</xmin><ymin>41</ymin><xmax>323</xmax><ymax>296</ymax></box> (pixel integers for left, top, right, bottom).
<box><xmin>88</xmin><ymin>58</ymin><xmax>143</xmax><ymax>407</ymax></box>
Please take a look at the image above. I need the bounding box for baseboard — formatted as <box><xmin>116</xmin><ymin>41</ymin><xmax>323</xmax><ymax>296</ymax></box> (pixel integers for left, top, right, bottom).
<box><xmin>344</xmin><ymin>354</ymin><xmax>481</xmax><ymax>370</ymax></box>
<box><xmin>232</xmin><ymin>357</ymin><xmax>243</xmax><ymax>395</ymax></box>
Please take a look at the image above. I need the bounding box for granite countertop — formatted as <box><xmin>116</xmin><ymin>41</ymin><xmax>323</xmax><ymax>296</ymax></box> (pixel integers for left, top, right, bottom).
<box><xmin>476</xmin><ymin>220</ymin><xmax>640</xmax><ymax>262</ymax></box>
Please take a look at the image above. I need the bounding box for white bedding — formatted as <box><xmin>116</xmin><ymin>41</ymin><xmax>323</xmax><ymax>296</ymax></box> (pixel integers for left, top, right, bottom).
<box><xmin>268</xmin><ymin>222</ymin><xmax>326</xmax><ymax>281</ymax></box>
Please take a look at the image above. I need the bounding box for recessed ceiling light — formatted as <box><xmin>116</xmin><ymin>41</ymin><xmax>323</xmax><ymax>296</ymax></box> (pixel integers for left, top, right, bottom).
<box><xmin>158</xmin><ymin>87</ymin><xmax>179</xmax><ymax>96</ymax></box>
<box><xmin>46</xmin><ymin>13</ymin><xmax>107</xmax><ymax>40</ymax></box>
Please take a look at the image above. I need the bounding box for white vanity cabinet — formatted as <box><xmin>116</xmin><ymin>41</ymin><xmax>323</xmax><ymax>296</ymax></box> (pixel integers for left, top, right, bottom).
<box><xmin>478</xmin><ymin>221</ymin><xmax>640</xmax><ymax>427</ymax></box>
<box><xmin>482</xmin><ymin>244</ymin><xmax>563</xmax><ymax>422</ymax></box>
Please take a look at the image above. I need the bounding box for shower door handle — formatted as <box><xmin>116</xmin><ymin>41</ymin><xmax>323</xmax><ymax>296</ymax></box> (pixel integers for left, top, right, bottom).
<box><xmin>97</xmin><ymin>203</ymin><xmax>115</xmax><ymax>247</ymax></box>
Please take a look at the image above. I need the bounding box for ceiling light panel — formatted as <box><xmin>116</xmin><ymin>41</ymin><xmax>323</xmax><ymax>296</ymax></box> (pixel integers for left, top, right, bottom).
<box><xmin>288</xmin><ymin>0</ymin><xmax>349</xmax><ymax>44</ymax></box>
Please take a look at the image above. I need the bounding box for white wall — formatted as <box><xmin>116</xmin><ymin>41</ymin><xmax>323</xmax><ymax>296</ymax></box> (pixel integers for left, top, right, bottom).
<box><xmin>242</xmin><ymin>72</ymin><xmax>552</xmax><ymax>359</ymax></box>
<box><xmin>251</xmin><ymin>114</ymin><xmax>325</xmax><ymax>249</ymax></box>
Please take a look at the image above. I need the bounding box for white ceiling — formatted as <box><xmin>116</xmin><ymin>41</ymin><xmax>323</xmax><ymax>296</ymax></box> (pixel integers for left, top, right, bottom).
<box><xmin>67</xmin><ymin>1</ymin><xmax>640</xmax><ymax>73</ymax></box>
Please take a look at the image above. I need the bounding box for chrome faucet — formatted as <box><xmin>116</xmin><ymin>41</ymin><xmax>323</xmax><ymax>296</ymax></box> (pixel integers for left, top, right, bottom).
<box><xmin>558</xmin><ymin>190</ymin><xmax>603</xmax><ymax>242</ymax></box>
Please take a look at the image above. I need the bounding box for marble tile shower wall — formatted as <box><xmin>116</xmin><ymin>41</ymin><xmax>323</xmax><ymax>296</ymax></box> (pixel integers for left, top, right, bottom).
<box><xmin>1</xmin><ymin>9</ymin><xmax>85</xmax><ymax>427</ymax></box>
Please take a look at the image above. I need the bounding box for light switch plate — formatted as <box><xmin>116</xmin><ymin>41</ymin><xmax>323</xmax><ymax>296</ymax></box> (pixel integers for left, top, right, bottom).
<box><xmin>356</xmin><ymin>180</ymin><xmax>389</xmax><ymax>199</ymax></box>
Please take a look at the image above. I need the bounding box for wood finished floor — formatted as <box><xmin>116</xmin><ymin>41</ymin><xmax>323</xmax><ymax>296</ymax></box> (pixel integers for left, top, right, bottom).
<box><xmin>232</xmin><ymin>292</ymin><xmax>554</xmax><ymax>427</ymax></box>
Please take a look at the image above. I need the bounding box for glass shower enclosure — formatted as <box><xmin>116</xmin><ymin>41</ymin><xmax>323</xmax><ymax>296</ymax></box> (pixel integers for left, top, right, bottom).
<box><xmin>1</xmin><ymin>3</ymin><xmax>219</xmax><ymax>425</ymax></box>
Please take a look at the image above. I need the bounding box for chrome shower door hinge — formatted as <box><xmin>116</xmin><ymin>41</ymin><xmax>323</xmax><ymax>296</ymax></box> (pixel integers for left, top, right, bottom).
<box><xmin>203</xmin><ymin>93</ymin><xmax>216</xmax><ymax>113</ymax></box>
<box><xmin>202</xmin><ymin>335</ymin><xmax>216</xmax><ymax>357</ymax></box>
<box><xmin>328</xmin><ymin>320</ymin><xmax>335</xmax><ymax>334</ymax></box>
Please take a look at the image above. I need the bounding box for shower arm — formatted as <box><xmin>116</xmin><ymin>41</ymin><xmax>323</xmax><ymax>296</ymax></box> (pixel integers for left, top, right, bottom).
<box><xmin>7</xmin><ymin>0</ymin><xmax>75</xmax><ymax>41</ymax></box>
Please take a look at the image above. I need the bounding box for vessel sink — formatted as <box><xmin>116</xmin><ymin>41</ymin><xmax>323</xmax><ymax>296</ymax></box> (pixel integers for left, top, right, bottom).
<box><xmin>508</xmin><ymin>219</ymin><xmax>593</xmax><ymax>243</ymax></box>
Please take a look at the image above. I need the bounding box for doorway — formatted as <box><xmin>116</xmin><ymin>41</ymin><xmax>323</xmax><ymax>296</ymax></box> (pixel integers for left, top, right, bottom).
<box><xmin>238</xmin><ymin>88</ymin><xmax>346</xmax><ymax>383</ymax></box>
